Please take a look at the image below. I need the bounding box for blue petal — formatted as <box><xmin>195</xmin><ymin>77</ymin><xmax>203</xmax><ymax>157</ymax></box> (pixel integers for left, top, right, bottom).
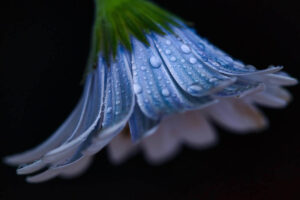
<box><xmin>173</xmin><ymin>26</ymin><xmax>282</xmax><ymax>76</ymax></box>
<box><xmin>151</xmin><ymin>32</ymin><xmax>235</xmax><ymax>97</ymax></box>
<box><xmin>129</xmin><ymin>105</ymin><xmax>159</xmax><ymax>142</ymax></box>
<box><xmin>23</xmin><ymin>58</ymin><xmax>106</xmax><ymax>182</ymax></box>
<box><xmin>215</xmin><ymin>79</ymin><xmax>264</xmax><ymax>98</ymax></box>
<box><xmin>85</xmin><ymin>47</ymin><xmax>135</xmax><ymax>155</ymax></box>
<box><xmin>131</xmin><ymin>37</ymin><xmax>218</xmax><ymax>120</ymax></box>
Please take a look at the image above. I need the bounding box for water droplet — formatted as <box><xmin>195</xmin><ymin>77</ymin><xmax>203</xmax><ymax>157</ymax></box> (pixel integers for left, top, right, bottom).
<box><xmin>181</xmin><ymin>44</ymin><xmax>191</xmax><ymax>53</ymax></box>
<box><xmin>187</xmin><ymin>84</ymin><xmax>203</xmax><ymax>94</ymax></box>
<box><xmin>189</xmin><ymin>57</ymin><xmax>197</xmax><ymax>64</ymax></box>
<box><xmin>141</xmin><ymin>66</ymin><xmax>146</xmax><ymax>71</ymax></box>
<box><xmin>162</xmin><ymin>88</ymin><xmax>170</xmax><ymax>97</ymax></box>
<box><xmin>181</xmin><ymin>59</ymin><xmax>185</xmax><ymax>63</ymax></box>
<box><xmin>150</xmin><ymin>56</ymin><xmax>161</xmax><ymax>68</ymax></box>
<box><xmin>166</xmin><ymin>40</ymin><xmax>171</xmax><ymax>45</ymax></box>
<box><xmin>133</xmin><ymin>84</ymin><xmax>142</xmax><ymax>94</ymax></box>
<box><xmin>170</xmin><ymin>56</ymin><xmax>177</xmax><ymax>62</ymax></box>
<box><xmin>165</xmin><ymin>49</ymin><xmax>171</xmax><ymax>55</ymax></box>
<box><xmin>115</xmin><ymin>111</ymin><xmax>120</xmax><ymax>115</ymax></box>
<box><xmin>106</xmin><ymin>107</ymin><xmax>112</xmax><ymax>113</ymax></box>
<box><xmin>116</xmin><ymin>100</ymin><xmax>120</xmax><ymax>105</ymax></box>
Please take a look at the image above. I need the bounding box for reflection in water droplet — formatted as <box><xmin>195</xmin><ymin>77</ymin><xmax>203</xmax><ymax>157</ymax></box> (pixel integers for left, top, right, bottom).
<box><xmin>150</xmin><ymin>56</ymin><xmax>161</xmax><ymax>68</ymax></box>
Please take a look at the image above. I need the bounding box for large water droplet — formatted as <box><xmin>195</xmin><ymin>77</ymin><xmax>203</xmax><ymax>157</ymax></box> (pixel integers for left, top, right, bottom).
<box><xmin>189</xmin><ymin>57</ymin><xmax>197</xmax><ymax>64</ymax></box>
<box><xmin>181</xmin><ymin>44</ymin><xmax>191</xmax><ymax>54</ymax></box>
<box><xmin>150</xmin><ymin>56</ymin><xmax>161</xmax><ymax>68</ymax></box>
<box><xmin>133</xmin><ymin>84</ymin><xmax>142</xmax><ymax>94</ymax></box>
<box><xmin>187</xmin><ymin>84</ymin><xmax>203</xmax><ymax>94</ymax></box>
<box><xmin>162</xmin><ymin>88</ymin><xmax>170</xmax><ymax>97</ymax></box>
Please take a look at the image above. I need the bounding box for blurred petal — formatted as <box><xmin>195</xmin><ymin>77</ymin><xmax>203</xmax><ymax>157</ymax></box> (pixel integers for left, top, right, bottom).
<box><xmin>206</xmin><ymin>98</ymin><xmax>268</xmax><ymax>133</ymax></box>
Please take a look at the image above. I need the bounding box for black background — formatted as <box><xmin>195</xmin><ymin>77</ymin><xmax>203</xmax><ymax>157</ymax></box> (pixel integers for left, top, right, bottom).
<box><xmin>0</xmin><ymin>0</ymin><xmax>299</xmax><ymax>199</ymax></box>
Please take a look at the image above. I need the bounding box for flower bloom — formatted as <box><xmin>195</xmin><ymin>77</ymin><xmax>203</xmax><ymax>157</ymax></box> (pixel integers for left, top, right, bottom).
<box><xmin>5</xmin><ymin>1</ymin><xmax>297</xmax><ymax>183</ymax></box>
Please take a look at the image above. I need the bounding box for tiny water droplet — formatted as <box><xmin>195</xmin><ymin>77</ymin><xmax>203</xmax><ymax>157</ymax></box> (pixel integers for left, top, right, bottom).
<box><xmin>162</xmin><ymin>88</ymin><xmax>170</xmax><ymax>97</ymax></box>
<box><xmin>189</xmin><ymin>57</ymin><xmax>197</xmax><ymax>64</ymax></box>
<box><xmin>181</xmin><ymin>44</ymin><xmax>191</xmax><ymax>53</ymax></box>
<box><xmin>107</xmin><ymin>107</ymin><xmax>112</xmax><ymax>113</ymax></box>
<box><xmin>170</xmin><ymin>56</ymin><xmax>177</xmax><ymax>62</ymax></box>
<box><xmin>150</xmin><ymin>56</ymin><xmax>161</xmax><ymax>68</ymax></box>
<box><xmin>141</xmin><ymin>66</ymin><xmax>146</xmax><ymax>71</ymax></box>
<box><xmin>166</xmin><ymin>40</ymin><xmax>171</xmax><ymax>45</ymax></box>
<box><xmin>133</xmin><ymin>84</ymin><xmax>142</xmax><ymax>94</ymax></box>
<box><xmin>165</xmin><ymin>49</ymin><xmax>171</xmax><ymax>55</ymax></box>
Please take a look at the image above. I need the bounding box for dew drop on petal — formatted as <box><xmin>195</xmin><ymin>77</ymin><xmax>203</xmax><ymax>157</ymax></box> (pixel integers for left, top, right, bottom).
<box><xmin>106</xmin><ymin>107</ymin><xmax>112</xmax><ymax>113</ymax></box>
<box><xmin>150</xmin><ymin>56</ymin><xmax>161</xmax><ymax>68</ymax></box>
<box><xmin>187</xmin><ymin>84</ymin><xmax>203</xmax><ymax>94</ymax></box>
<box><xmin>162</xmin><ymin>88</ymin><xmax>170</xmax><ymax>97</ymax></box>
<box><xmin>170</xmin><ymin>56</ymin><xmax>177</xmax><ymax>62</ymax></box>
<box><xmin>133</xmin><ymin>84</ymin><xmax>142</xmax><ymax>94</ymax></box>
<box><xmin>181</xmin><ymin>44</ymin><xmax>191</xmax><ymax>54</ymax></box>
<box><xmin>189</xmin><ymin>57</ymin><xmax>197</xmax><ymax>64</ymax></box>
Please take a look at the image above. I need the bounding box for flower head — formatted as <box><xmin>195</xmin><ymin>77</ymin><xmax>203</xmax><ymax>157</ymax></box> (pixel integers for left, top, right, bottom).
<box><xmin>5</xmin><ymin>0</ymin><xmax>297</xmax><ymax>183</ymax></box>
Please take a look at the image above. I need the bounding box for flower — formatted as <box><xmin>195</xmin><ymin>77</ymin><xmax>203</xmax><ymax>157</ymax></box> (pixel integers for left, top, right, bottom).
<box><xmin>5</xmin><ymin>0</ymin><xmax>297</xmax><ymax>183</ymax></box>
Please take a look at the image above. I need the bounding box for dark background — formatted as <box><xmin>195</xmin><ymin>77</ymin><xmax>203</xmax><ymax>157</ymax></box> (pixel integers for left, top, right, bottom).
<box><xmin>0</xmin><ymin>0</ymin><xmax>299</xmax><ymax>199</ymax></box>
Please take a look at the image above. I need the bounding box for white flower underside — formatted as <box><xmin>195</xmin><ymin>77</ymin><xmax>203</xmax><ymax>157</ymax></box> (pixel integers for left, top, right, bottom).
<box><xmin>5</xmin><ymin>24</ymin><xmax>297</xmax><ymax>183</ymax></box>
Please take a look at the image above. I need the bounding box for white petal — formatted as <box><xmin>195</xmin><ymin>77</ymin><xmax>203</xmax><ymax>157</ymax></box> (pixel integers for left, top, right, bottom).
<box><xmin>172</xmin><ymin>110</ymin><xmax>217</xmax><ymax>149</ymax></box>
<box><xmin>60</xmin><ymin>156</ymin><xmax>93</xmax><ymax>178</ymax></box>
<box><xmin>142</xmin><ymin>110</ymin><xmax>217</xmax><ymax>164</ymax></box>
<box><xmin>206</xmin><ymin>98</ymin><xmax>268</xmax><ymax>133</ymax></box>
<box><xmin>107</xmin><ymin>131</ymin><xmax>138</xmax><ymax>164</ymax></box>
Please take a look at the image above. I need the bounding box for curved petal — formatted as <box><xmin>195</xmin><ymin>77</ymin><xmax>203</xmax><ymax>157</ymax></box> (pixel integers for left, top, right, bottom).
<box><xmin>129</xmin><ymin>105</ymin><xmax>160</xmax><ymax>142</ymax></box>
<box><xmin>5</xmin><ymin>80</ymin><xmax>88</xmax><ymax>165</ymax></box>
<box><xmin>16</xmin><ymin>58</ymin><xmax>106</xmax><ymax>180</ymax></box>
<box><xmin>151</xmin><ymin>32</ymin><xmax>235</xmax><ymax>96</ymax></box>
<box><xmin>107</xmin><ymin>130</ymin><xmax>138</xmax><ymax>164</ymax></box>
<box><xmin>85</xmin><ymin>47</ymin><xmax>135</xmax><ymax>156</ymax></box>
<box><xmin>131</xmin><ymin>37</ymin><xmax>218</xmax><ymax>120</ymax></box>
<box><xmin>173</xmin><ymin>25</ymin><xmax>282</xmax><ymax>76</ymax></box>
<box><xmin>251</xmin><ymin>86</ymin><xmax>292</xmax><ymax>108</ymax></box>
<box><xmin>206</xmin><ymin>98</ymin><xmax>268</xmax><ymax>133</ymax></box>
<box><xmin>215</xmin><ymin>79</ymin><xmax>265</xmax><ymax>98</ymax></box>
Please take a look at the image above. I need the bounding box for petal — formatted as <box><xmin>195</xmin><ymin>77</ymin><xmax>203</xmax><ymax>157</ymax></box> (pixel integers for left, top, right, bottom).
<box><xmin>151</xmin><ymin>32</ymin><xmax>235</xmax><ymax>96</ymax></box>
<box><xmin>215</xmin><ymin>79</ymin><xmax>264</xmax><ymax>98</ymax></box>
<box><xmin>16</xmin><ymin>57</ymin><xmax>106</xmax><ymax>179</ymax></box>
<box><xmin>85</xmin><ymin>47</ymin><xmax>135</xmax><ymax>155</ymax></box>
<box><xmin>131</xmin><ymin>37</ymin><xmax>218</xmax><ymax>120</ymax></box>
<box><xmin>129</xmin><ymin>105</ymin><xmax>159</xmax><ymax>142</ymax></box>
<box><xmin>4</xmin><ymin>79</ymin><xmax>88</xmax><ymax>165</ymax></box>
<box><xmin>171</xmin><ymin>110</ymin><xmax>217</xmax><ymax>149</ymax></box>
<box><xmin>173</xmin><ymin>25</ymin><xmax>282</xmax><ymax>76</ymax></box>
<box><xmin>107</xmin><ymin>130</ymin><xmax>138</xmax><ymax>164</ymax></box>
<box><xmin>206</xmin><ymin>98</ymin><xmax>268</xmax><ymax>133</ymax></box>
<box><xmin>251</xmin><ymin>86</ymin><xmax>292</xmax><ymax>108</ymax></box>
